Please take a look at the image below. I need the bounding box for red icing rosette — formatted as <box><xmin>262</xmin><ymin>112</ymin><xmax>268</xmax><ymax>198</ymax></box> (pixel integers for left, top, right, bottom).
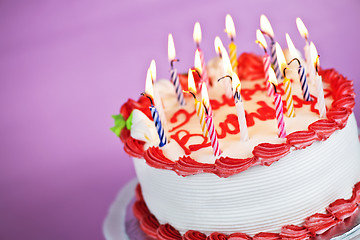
<box><xmin>252</xmin><ymin>143</ymin><xmax>290</xmax><ymax>166</ymax></box>
<box><xmin>333</xmin><ymin>80</ymin><xmax>355</xmax><ymax>99</ymax></box>
<box><xmin>326</xmin><ymin>198</ymin><xmax>358</xmax><ymax>220</ymax></box>
<box><xmin>331</xmin><ymin>94</ymin><xmax>355</xmax><ymax>110</ymax></box>
<box><xmin>286</xmin><ymin>130</ymin><xmax>319</xmax><ymax>150</ymax></box>
<box><xmin>135</xmin><ymin>183</ymin><xmax>143</xmax><ymax>201</ymax></box>
<box><xmin>183</xmin><ymin>230</ymin><xmax>207</xmax><ymax>240</ymax></box>
<box><xmin>124</xmin><ymin>137</ymin><xmax>145</xmax><ymax>158</ymax></box>
<box><xmin>351</xmin><ymin>182</ymin><xmax>360</xmax><ymax>204</ymax></box>
<box><xmin>206</xmin><ymin>232</ymin><xmax>228</xmax><ymax>240</ymax></box>
<box><xmin>120</xmin><ymin>96</ymin><xmax>152</xmax><ymax>120</ymax></box>
<box><xmin>120</xmin><ymin>128</ymin><xmax>130</xmax><ymax>143</ymax></box>
<box><xmin>214</xmin><ymin>156</ymin><xmax>257</xmax><ymax>178</ymax></box>
<box><xmin>304</xmin><ymin>213</ymin><xmax>339</xmax><ymax>235</ymax></box>
<box><xmin>174</xmin><ymin>156</ymin><xmax>215</xmax><ymax>177</ymax></box>
<box><xmin>326</xmin><ymin>107</ymin><xmax>350</xmax><ymax>129</ymax></box>
<box><xmin>237</xmin><ymin>53</ymin><xmax>265</xmax><ymax>80</ymax></box>
<box><xmin>280</xmin><ymin>225</ymin><xmax>312</xmax><ymax>240</ymax></box>
<box><xmin>139</xmin><ymin>214</ymin><xmax>160</xmax><ymax>239</ymax></box>
<box><xmin>143</xmin><ymin>147</ymin><xmax>175</xmax><ymax>170</ymax></box>
<box><xmin>157</xmin><ymin>223</ymin><xmax>182</xmax><ymax>240</ymax></box>
<box><xmin>308</xmin><ymin>119</ymin><xmax>339</xmax><ymax>140</ymax></box>
<box><xmin>228</xmin><ymin>232</ymin><xmax>252</xmax><ymax>240</ymax></box>
<box><xmin>133</xmin><ymin>200</ymin><xmax>150</xmax><ymax>220</ymax></box>
<box><xmin>252</xmin><ymin>232</ymin><xmax>280</xmax><ymax>240</ymax></box>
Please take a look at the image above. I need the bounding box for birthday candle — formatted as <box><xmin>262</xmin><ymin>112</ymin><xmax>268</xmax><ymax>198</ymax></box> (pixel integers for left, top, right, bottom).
<box><xmin>286</xmin><ymin>33</ymin><xmax>312</xmax><ymax>102</ymax></box>
<box><xmin>225</xmin><ymin>14</ymin><xmax>238</xmax><ymax>73</ymax></box>
<box><xmin>276</xmin><ymin>42</ymin><xmax>295</xmax><ymax>118</ymax></box>
<box><xmin>219</xmin><ymin>45</ymin><xmax>234</xmax><ymax>98</ymax></box>
<box><xmin>260</xmin><ymin>15</ymin><xmax>282</xmax><ymax>81</ymax></box>
<box><xmin>186</xmin><ymin>69</ymin><xmax>208</xmax><ymax>137</ymax></box>
<box><xmin>205</xmin><ymin>114</ymin><xmax>221</xmax><ymax>157</ymax></box>
<box><xmin>256</xmin><ymin>29</ymin><xmax>274</xmax><ymax>96</ymax></box>
<box><xmin>193</xmin><ymin>22</ymin><xmax>209</xmax><ymax>87</ymax></box>
<box><xmin>150</xmin><ymin>60</ymin><xmax>167</xmax><ymax>125</ymax></box>
<box><xmin>168</xmin><ymin>34</ymin><xmax>186</xmax><ymax>106</ymax></box>
<box><xmin>145</xmin><ymin>69</ymin><xmax>167</xmax><ymax>147</ymax></box>
<box><xmin>310</xmin><ymin>42</ymin><xmax>326</xmax><ymax>118</ymax></box>
<box><xmin>231</xmin><ymin>72</ymin><xmax>249</xmax><ymax>141</ymax></box>
<box><xmin>268</xmin><ymin>68</ymin><xmax>286</xmax><ymax>138</ymax></box>
<box><xmin>296</xmin><ymin>18</ymin><xmax>312</xmax><ymax>80</ymax></box>
<box><xmin>201</xmin><ymin>82</ymin><xmax>213</xmax><ymax>117</ymax></box>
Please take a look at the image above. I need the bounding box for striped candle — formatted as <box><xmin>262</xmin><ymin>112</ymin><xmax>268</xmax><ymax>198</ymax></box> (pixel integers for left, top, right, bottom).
<box><xmin>205</xmin><ymin>114</ymin><xmax>221</xmax><ymax>157</ymax></box>
<box><xmin>283</xmin><ymin>77</ymin><xmax>295</xmax><ymax>118</ymax></box>
<box><xmin>149</xmin><ymin>105</ymin><xmax>167</xmax><ymax>147</ymax></box>
<box><xmin>229</xmin><ymin>42</ymin><xmax>238</xmax><ymax>72</ymax></box>
<box><xmin>274</xmin><ymin>93</ymin><xmax>286</xmax><ymax>138</ymax></box>
<box><xmin>170</xmin><ymin>67</ymin><xmax>186</xmax><ymax>106</ymax></box>
<box><xmin>198</xmin><ymin>48</ymin><xmax>209</xmax><ymax>87</ymax></box>
<box><xmin>263</xmin><ymin>53</ymin><xmax>274</xmax><ymax>96</ymax></box>
<box><xmin>315</xmin><ymin>74</ymin><xmax>326</xmax><ymax>118</ymax></box>
<box><xmin>195</xmin><ymin>99</ymin><xmax>208</xmax><ymax>138</ymax></box>
<box><xmin>298</xmin><ymin>64</ymin><xmax>312</xmax><ymax>101</ymax></box>
<box><xmin>271</xmin><ymin>40</ymin><xmax>282</xmax><ymax>81</ymax></box>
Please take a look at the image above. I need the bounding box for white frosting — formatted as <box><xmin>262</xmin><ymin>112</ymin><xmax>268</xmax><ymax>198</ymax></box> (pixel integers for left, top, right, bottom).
<box><xmin>134</xmin><ymin>114</ymin><xmax>360</xmax><ymax>235</ymax></box>
<box><xmin>130</xmin><ymin>109</ymin><xmax>160</xmax><ymax>147</ymax></box>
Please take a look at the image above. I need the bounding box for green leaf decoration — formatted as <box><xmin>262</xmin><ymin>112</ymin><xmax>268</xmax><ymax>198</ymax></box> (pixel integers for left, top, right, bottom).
<box><xmin>110</xmin><ymin>114</ymin><xmax>126</xmax><ymax>137</ymax></box>
<box><xmin>126</xmin><ymin>111</ymin><xmax>133</xmax><ymax>130</ymax></box>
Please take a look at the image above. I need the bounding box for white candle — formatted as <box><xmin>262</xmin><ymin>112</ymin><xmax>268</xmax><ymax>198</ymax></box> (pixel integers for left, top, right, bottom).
<box><xmin>150</xmin><ymin>60</ymin><xmax>167</xmax><ymax>125</ymax></box>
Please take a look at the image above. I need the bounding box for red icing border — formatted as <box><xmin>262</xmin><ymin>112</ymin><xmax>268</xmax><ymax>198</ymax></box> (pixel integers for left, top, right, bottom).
<box><xmin>133</xmin><ymin>183</ymin><xmax>360</xmax><ymax>239</ymax></box>
<box><xmin>120</xmin><ymin>54</ymin><xmax>356</xmax><ymax>178</ymax></box>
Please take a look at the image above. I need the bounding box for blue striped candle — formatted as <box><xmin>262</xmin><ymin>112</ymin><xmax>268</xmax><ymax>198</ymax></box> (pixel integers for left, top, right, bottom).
<box><xmin>150</xmin><ymin>105</ymin><xmax>167</xmax><ymax>147</ymax></box>
<box><xmin>270</xmin><ymin>40</ymin><xmax>282</xmax><ymax>81</ymax></box>
<box><xmin>170</xmin><ymin>67</ymin><xmax>186</xmax><ymax>106</ymax></box>
<box><xmin>298</xmin><ymin>64</ymin><xmax>312</xmax><ymax>101</ymax></box>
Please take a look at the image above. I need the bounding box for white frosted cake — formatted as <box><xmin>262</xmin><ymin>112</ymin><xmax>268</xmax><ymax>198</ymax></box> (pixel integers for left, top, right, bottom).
<box><xmin>113</xmin><ymin>52</ymin><xmax>360</xmax><ymax>239</ymax></box>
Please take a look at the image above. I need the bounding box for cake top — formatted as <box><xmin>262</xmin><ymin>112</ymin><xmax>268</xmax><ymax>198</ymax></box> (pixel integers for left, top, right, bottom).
<box><xmin>113</xmin><ymin>53</ymin><xmax>355</xmax><ymax>178</ymax></box>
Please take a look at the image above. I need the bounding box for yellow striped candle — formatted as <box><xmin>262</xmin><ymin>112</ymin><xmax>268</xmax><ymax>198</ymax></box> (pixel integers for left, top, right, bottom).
<box><xmin>283</xmin><ymin>76</ymin><xmax>295</xmax><ymax>118</ymax></box>
<box><xmin>226</xmin><ymin>14</ymin><xmax>238</xmax><ymax>72</ymax></box>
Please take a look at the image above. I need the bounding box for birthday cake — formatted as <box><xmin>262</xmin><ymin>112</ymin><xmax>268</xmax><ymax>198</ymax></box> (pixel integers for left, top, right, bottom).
<box><xmin>112</xmin><ymin>16</ymin><xmax>360</xmax><ymax>239</ymax></box>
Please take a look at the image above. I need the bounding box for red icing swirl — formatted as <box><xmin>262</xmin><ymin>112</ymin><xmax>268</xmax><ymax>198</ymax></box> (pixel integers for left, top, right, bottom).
<box><xmin>331</xmin><ymin>95</ymin><xmax>355</xmax><ymax>110</ymax></box>
<box><xmin>280</xmin><ymin>225</ymin><xmax>312</xmax><ymax>240</ymax></box>
<box><xmin>351</xmin><ymin>182</ymin><xmax>360</xmax><ymax>204</ymax></box>
<box><xmin>228</xmin><ymin>233</ymin><xmax>252</xmax><ymax>240</ymax></box>
<box><xmin>123</xmin><ymin>137</ymin><xmax>145</xmax><ymax>158</ymax></box>
<box><xmin>206</xmin><ymin>232</ymin><xmax>228</xmax><ymax>240</ymax></box>
<box><xmin>144</xmin><ymin>147</ymin><xmax>175</xmax><ymax>170</ymax></box>
<box><xmin>308</xmin><ymin>119</ymin><xmax>339</xmax><ymax>140</ymax></box>
<box><xmin>214</xmin><ymin>157</ymin><xmax>257</xmax><ymax>178</ymax></box>
<box><xmin>157</xmin><ymin>224</ymin><xmax>182</xmax><ymax>240</ymax></box>
<box><xmin>304</xmin><ymin>213</ymin><xmax>339</xmax><ymax>235</ymax></box>
<box><xmin>286</xmin><ymin>130</ymin><xmax>319</xmax><ymax>150</ymax></box>
<box><xmin>326</xmin><ymin>199</ymin><xmax>358</xmax><ymax>220</ymax></box>
<box><xmin>139</xmin><ymin>214</ymin><xmax>160</xmax><ymax>239</ymax></box>
<box><xmin>175</xmin><ymin>156</ymin><xmax>214</xmax><ymax>177</ymax></box>
<box><xmin>252</xmin><ymin>232</ymin><xmax>280</xmax><ymax>240</ymax></box>
<box><xmin>133</xmin><ymin>200</ymin><xmax>150</xmax><ymax>220</ymax></box>
<box><xmin>252</xmin><ymin>143</ymin><xmax>290</xmax><ymax>166</ymax></box>
<box><xmin>326</xmin><ymin>107</ymin><xmax>350</xmax><ymax>129</ymax></box>
<box><xmin>183</xmin><ymin>230</ymin><xmax>207</xmax><ymax>240</ymax></box>
<box><xmin>135</xmin><ymin>183</ymin><xmax>143</xmax><ymax>201</ymax></box>
<box><xmin>237</xmin><ymin>53</ymin><xmax>265</xmax><ymax>80</ymax></box>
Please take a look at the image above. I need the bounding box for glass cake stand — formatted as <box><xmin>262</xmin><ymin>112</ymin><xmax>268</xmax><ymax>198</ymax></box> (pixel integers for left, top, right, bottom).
<box><xmin>103</xmin><ymin>178</ymin><xmax>360</xmax><ymax>240</ymax></box>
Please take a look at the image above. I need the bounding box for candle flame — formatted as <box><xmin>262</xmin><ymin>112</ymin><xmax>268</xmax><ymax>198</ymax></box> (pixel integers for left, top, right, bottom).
<box><xmin>214</xmin><ymin>36</ymin><xmax>224</xmax><ymax>56</ymax></box>
<box><xmin>296</xmin><ymin>17</ymin><xmax>308</xmax><ymax>40</ymax></box>
<box><xmin>231</xmin><ymin>71</ymin><xmax>241</xmax><ymax>95</ymax></box>
<box><xmin>260</xmin><ymin>14</ymin><xmax>274</xmax><ymax>38</ymax></box>
<box><xmin>225</xmin><ymin>14</ymin><xmax>236</xmax><ymax>39</ymax></box>
<box><xmin>168</xmin><ymin>34</ymin><xmax>176</xmax><ymax>61</ymax></box>
<box><xmin>310</xmin><ymin>41</ymin><xmax>320</xmax><ymax>71</ymax></box>
<box><xmin>188</xmin><ymin>68</ymin><xmax>197</xmax><ymax>94</ymax></box>
<box><xmin>150</xmin><ymin>59</ymin><xmax>156</xmax><ymax>81</ymax></box>
<box><xmin>256</xmin><ymin>29</ymin><xmax>267</xmax><ymax>50</ymax></box>
<box><xmin>285</xmin><ymin>33</ymin><xmax>298</xmax><ymax>60</ymax></box>
<box><xmin>193</xmin><ymin>22</ymin><xmax>202</xmax><ymax>45</ymax></box>
<box><xmin>220</xmin><ymin>46</ymin><xmax>233</xmax><ymax>75</ymax></box>
<box><xmin>275</xmin><ymin>42</ymin><xmax>287</xmax><ymax>73</ymax></box>
<box><xmin>145</xmin><ymin>68</ymin><xmax>154</xmax><ymax>99</ymax></box>
<box><xmin>194</xmin><ymin>49</ymin><xmax>203</xmax><ymax>74</ymax></box>
<box><xmin>268</xmin><ymin>67</ymin><xmax>278</xmax><ymax>86</ymax></box>
<box><xmin>201</xmin><ymin>82</ymin><xmax>210</xmax><ymax>109</ymax></box>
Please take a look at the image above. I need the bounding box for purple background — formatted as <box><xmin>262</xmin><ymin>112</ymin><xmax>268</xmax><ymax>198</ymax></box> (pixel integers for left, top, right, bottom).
<box><xmin>1</xmin><ymin>1</ymin><xmax>359</xmax><ymax>239</ymax></box>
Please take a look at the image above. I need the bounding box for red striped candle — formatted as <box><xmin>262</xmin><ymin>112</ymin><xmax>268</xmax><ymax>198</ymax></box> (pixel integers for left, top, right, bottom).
<box><xmin>205</xmin><ymin>114</ymin><xmax>221</xmax><ymax>157</ymax></box>
<box><xmin>263</xmin><ymin>54</ymin><xmax>274</xmax><ymax>96</ymax></box>
<box><xmin>274</xmin><ymin>93</ymin><xmax>286</xmax><ymax>138</ymax></box>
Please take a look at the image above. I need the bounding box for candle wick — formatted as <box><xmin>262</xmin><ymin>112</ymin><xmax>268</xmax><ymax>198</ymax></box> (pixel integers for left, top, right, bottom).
<box><xmin>255</xmin><ymin>40</ymin><xmax>267</xmax><ymax>54</ymax></box>
<box><xmin>261</xmin><ymin>30</ymin><xmax>274</xmax><ymax>42</ymax></box>
<box><xmin>192</xmin><ymin>69</ymin><xmax>201</xmax><ymax>79</ymax></box>
<box><xmin>170</xmin><ymin>59</ymin><xmax>180</xmax><ymax>68</ymax></box>
<box><xmin>183</xmin><ymin>90</ymin><xmax>196</xmax><ymax>100</ymax></box>
<box><xmin>141</xmin><ymin>92</ymin><xmax>154</xmax><ymax>106</ymax></box>
<box><xmin>288</xmin><ymin>58</ymin><xmax>301</xmax><ymax>67</ymax></box>
<box><xmin>283</xmin><ymin>67</ymin><xmax>288</xmax><ymax>78</ymax></box>
<box><xmin>196</xmin><ymin>43</ymin><xmax>200</xmax><ymax>49</ymax></box>
<box><xmin>203</xmin><ymin>103</ymin><xmax>209</xmax><ymax>115</ymax></box>
<box><xmin>217</xmin><ymin>75</ymin><xmax>232</xmax><ymax>82</ymax></box>
<box><xmin>272</xmin><ymin>83</ymin><xmax>277</xmax><ymax>94</ymax></box>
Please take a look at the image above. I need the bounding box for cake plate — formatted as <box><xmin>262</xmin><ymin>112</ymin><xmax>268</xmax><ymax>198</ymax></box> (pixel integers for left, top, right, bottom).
<box><xmin>103</xmin><ymin>178</ymin><xmax>360</xmax><ymax>240</ymax></box>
